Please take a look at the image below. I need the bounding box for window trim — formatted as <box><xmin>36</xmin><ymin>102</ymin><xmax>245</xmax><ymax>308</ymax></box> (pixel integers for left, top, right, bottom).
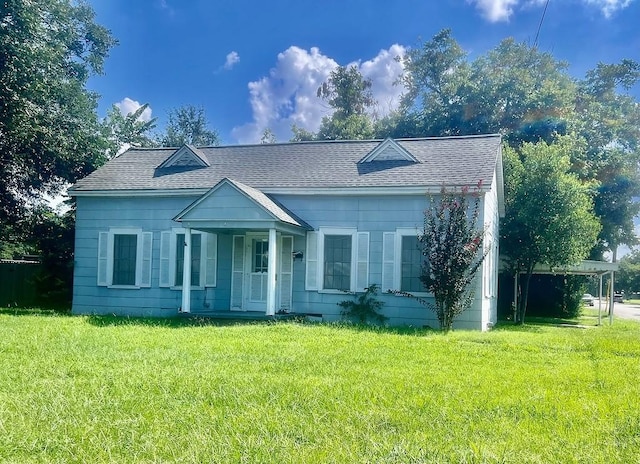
<box><xmin>394</xmin><ymin>228</ymin><xmax>430</xmax><ymax>297</ymax></box>
<box><xmin>99</xmin><ymin>227</ymin><xmax>151</xmax><ymax>289</ymax></box>
<box><xmin>318</xmin><ymin>227</ymin><xmax>357</xmax><ymax>293</ymax></box>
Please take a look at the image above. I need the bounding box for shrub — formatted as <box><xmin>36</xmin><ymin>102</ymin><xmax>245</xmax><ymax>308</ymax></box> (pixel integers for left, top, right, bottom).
<box><xmin>338</xmin><ymin>284</ymin><xmax>387</xmax><ymax>325</ymax></box>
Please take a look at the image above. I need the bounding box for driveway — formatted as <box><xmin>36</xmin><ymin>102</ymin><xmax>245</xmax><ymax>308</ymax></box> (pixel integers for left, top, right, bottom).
<box><xmin>605</xmin><ymin>301</ymin><xmax>640</xmax><ymax>322</ymax></box>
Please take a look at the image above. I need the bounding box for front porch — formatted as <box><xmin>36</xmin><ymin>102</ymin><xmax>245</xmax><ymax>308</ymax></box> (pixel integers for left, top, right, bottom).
<box><xmin>173</xmin><ymin>178</ymin><xmax>312</xmax><ymax>317</ymax></box>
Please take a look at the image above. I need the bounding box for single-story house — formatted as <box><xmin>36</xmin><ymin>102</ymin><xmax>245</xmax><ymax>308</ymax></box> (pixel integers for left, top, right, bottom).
<box><xmin>69</xmin><ymin>135</ymin><xmax>504</xmax><ymax>330</ymax></box>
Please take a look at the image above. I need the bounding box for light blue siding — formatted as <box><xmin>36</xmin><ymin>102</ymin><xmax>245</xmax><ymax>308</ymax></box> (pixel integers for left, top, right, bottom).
<box><xmin>73</xmin><ymin>190</ymin><xmax>497</xmax><ymax>329</ymax></box>
<box><xmin>181</xmin><ymin>183</ymin><xmax>273</xmax><ymax>221</ymax></box>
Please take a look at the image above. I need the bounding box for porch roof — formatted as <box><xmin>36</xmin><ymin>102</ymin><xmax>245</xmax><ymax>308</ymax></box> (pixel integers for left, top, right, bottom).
<box><xmin>173</xmin><ymin>178</ymin><xmax>312</xmax><ymax>235</ymax></box>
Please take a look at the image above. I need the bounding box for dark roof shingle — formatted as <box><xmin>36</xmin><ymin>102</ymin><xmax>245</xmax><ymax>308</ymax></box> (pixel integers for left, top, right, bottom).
<box><xmin>69</xmin><ymin>135</ymin><xmax>502</xmax><ymax>193</ymax></box>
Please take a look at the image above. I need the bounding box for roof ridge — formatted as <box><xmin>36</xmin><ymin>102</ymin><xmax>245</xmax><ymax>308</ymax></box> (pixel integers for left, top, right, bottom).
<box><xmin>124</xmin><ymin>133</ymin><xmax>501</xmax><ymax>152</ymax></box>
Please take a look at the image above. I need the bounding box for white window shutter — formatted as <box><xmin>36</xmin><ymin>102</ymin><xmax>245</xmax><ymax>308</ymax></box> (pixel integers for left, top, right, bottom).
<box><xmin>230</xmin><ymin>235</ymin><xmax>245</xmax><ymax>309</ymax></box>
<box><xmin>140</xmin><ymin>232</ymin><xmax>153</xmax><ymax>287</ymax></box>
<box><xmin>97</xmin><ymin>231</ymin><xmax>109</xmax><ymax>286</ymax></box>
<box><xmin>279</xmin><ymin>236</ymin><xmax>293</xmax><ymax>311</ymax></box>
<box><xmin>305</xmin><ymin>231</ymin><xmax>318</xmax><ymax>290</ymax></box>
<box><xmin>205</xmin><ymin>233</ymin><xmax>217</xmax><ymax>287</ymax></box>
<box><xmin>382</xmin><ymin>232</ymin><xmax>396</xmax><ymax>292</ymax></box>
<box><xmin>159</xmin><ymin>231</ymin><xmax>171</xmax><ymax>287</ymax></box>
<box><xmin>355</xmin><ymin>232</ymin><xmax>369</xmax><ymax>292</ymax></box>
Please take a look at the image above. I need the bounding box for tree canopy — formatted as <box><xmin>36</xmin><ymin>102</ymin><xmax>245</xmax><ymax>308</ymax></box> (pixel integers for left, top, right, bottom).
<box><xmin>500</xmin><ymin>137</ymin><xmax>601</xmax><ymax>323</ymax></box>
<box><xmin>0</xmin><ymin>0</ymin><xmax>116</xmax><ymax>242</ymax></box>
<box><xmin>376</xmin><ymin>30</ymin><xmax>640</xmax><ymax>264</ymax></box>
<box><xmin>159</xmin><ymin>105</ymin><xmax>220</xmax><ymax>147</ymax></box>
<box><xmin>102</xmin><ymin>103</ymin><xmax>157</xmax><ymax>158</ymax></box>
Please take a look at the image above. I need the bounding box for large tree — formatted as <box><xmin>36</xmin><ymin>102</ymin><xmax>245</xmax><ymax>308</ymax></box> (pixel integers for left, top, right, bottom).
<box><xmin>501</xmin><ymin>137</ymin><xmax>601</xmax><ymax>324</ymax></box>
<box><xmin>159</xmin><ymin>105</ymin><xmax>220</xmax><ymax>147</ymax></box>
<box><xmin>394</xmin><ymin>30</ymin><xmax>575</xmax><ymax>139</ymax></box>
<box><xmin>0</xmin><ymin>0</ymin><xmax>116</xmax><ymax>249</ymax></box>
<box><xmin>573</xmin><ymin>61</ymin><xmax>640</xmax><ymax>259</ymax></box>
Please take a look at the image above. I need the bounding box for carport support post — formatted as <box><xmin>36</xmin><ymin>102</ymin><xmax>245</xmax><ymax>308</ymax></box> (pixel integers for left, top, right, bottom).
<box><xmin>266</xmin><ymin>228</ymin><xmax>277</xmax><ymax>316</ymax></box>
<box><xmin>609</xmin><ymin>270</ymin><xmax>614</xmax><ymax>325</ymax></box>
<box><xmin>513</xmin><ymin>272</ymin><xmax>519</xmax><ymax>322</ymax></box>
<box><xmin>181</xmin><ymin>227</ymin><xmax>192</xmax><ymax>313</ymax></box>
<box><xmin>598</xmin><ymin>273</ymin><xmax>603</xmax><ymax>325</ymax></box>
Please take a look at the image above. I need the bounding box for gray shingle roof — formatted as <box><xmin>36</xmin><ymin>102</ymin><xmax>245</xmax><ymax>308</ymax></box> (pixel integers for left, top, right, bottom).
<box><xmin>69</xmin><ymin>135</ymin><xmax>502</xmax><ymax>193</ymax></box>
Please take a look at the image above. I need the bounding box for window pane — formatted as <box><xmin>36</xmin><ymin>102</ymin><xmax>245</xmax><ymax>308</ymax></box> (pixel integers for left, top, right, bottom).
<box><xmin>401</xmin><ymin>235</ymin><xmax>424</xmax><ymax>292</ymax></box>
<box><xmin>175</xmin><ymin>233</ymin><xmax>201</xmax><ymax>286</ymax></box>
<box><xmin>253</xmin><ymin>239</ymin><xmax>268</xmax><ymax>273</ymax></box>
<box><xmin>323</xmin><ymin>235</ymin><xmax>351</xmax><ymax>290</ymax></box>
<box><xmin>113</xmin><ymin>234</ymin><xmax>137</xmax><ymax>285</ymax></box>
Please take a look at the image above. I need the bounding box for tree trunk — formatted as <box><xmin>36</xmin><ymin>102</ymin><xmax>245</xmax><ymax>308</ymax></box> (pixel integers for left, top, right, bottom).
<box><xmin>517</xmin><ymin>267</ymin><xmax>534</xmax><ymax>324</ymax></box>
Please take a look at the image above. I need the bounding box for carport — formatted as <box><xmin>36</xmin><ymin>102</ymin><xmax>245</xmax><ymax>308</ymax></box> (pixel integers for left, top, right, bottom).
<box><xmin>514</xmin><ymin>260</ymin><xmax>620</xmax><ymax>325</ymax></box>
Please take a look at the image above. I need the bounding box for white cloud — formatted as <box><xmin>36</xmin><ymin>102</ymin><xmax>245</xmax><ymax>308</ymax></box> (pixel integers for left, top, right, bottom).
<box><xmin>114</xmin><ymin>97</ymin><xmax>153</xmax><ymax>122</ymax></box>
<box><xmin>357</xmin><ymin>44</ymin><xmax>406</xmax><ymax>118</ymax></box>
<box><xmin>232</xmin><ymin>45</ymin><xmax>406</xmax><ymax>144</ymax></box>
<box><xmin>469</xmin><ymin>0</ymin><xmax>634</xmax><ymax>22</ymax></box>
<box><xmin>224</xmin><ymin>51</ymin><xmax>240</xmax><ymax>70</ymax></box>
<box><xmin>585</xmin><ymin>0</ymin><xmax>634</xmax><ymax>17</ymax></box>
<box><xmin>157</xmin><ymin>0</ymin><xmax>175</xmax><ymax>16</ymax></box>
<box><xmin>468</xmin><ymin>0</ymin><xmax>520</xmax><ymax>22</ymax></box>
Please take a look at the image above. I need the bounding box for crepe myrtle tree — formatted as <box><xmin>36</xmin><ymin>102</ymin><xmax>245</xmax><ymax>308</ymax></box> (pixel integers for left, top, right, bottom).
<box><xmin>395</xmin><ymin>184</ymin><xmax>488</xmax><ymax>331</ymax></box>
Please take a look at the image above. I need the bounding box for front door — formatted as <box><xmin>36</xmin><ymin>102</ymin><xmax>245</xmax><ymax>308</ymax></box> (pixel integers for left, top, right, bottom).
<box><xmin>230</xmin><ymin>233</ymin><xmax>294</xmax><ymax>312</ymax></box>
<box><xmin>245</xmin><ymin>233</ymin><xmax>269</xmax><ymax>311</ymax></box>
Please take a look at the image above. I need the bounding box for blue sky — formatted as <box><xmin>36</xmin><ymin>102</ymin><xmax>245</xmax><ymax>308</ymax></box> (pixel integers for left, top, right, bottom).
<box><xmin>86</xmin><ymin>0</ymin><xmax>640</xmax><ymax>145</ymax></box>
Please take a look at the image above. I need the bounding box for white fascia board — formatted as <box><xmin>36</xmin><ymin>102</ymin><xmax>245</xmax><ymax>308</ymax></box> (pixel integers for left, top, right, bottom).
<box><xmin>68</xmin><ymin>184</ymin><xmax>493</xmax><ymax>198</ymax></box>
<box><xmin>261</xmin><ymin>185</ymin><xmax>492</xmax><ymax>196</ymax></box>
<box><xmin>67</xmin><ymin>188</ymin><xmax>210</xmax><ymax>197</ymax></box>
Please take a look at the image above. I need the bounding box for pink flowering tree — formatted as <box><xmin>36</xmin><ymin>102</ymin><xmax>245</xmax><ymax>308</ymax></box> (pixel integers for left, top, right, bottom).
<box><xmin>408</xmin><ymin>185</ymin><xmax>488</xmax><ymax>331</ymax></box>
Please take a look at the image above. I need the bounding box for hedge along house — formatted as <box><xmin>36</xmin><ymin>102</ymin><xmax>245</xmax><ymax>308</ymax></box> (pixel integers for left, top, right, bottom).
<box><xmin>69</xmin><ymin>135</ymin><xmax>504</xmax><ymax>330</ymax></box>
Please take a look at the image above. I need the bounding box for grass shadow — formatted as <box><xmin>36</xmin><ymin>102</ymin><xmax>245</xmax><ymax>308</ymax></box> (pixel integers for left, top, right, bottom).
<box><xmin>320</xmin><ymin>320</ymin><xmax>440</xmax><ymax>337</ymax></box>
<box><xmin>84</xmin><ymin>314</ymin><xmax>295</xmax><ymax>329</ymax></box>
<box><xmin>0</xmin><ymin>307</ymin><xmax>72</xmax><ymax>317</ymax></box>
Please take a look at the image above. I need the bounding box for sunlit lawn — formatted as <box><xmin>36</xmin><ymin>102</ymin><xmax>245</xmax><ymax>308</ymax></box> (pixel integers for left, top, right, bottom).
<box><xmin>1</xmin><ymin>309</ymin><xmax>639</xmax><ymax>463</ymax></box>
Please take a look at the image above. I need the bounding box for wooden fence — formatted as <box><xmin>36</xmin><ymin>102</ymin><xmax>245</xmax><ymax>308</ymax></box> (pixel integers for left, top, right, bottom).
<box><xmin>0</xmin><ymin>260</ymin><xmax>41</xmax><ymax>307</ymax></box>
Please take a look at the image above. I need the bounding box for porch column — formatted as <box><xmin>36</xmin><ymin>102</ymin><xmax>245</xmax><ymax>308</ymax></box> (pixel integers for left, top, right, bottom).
<box><xmin>181</xmin><ymin>227</ymin><xmax>192</xmax><ymax>313</ymax></box>
<box><xmin>266</xmin><ymin>228</ymin><xmax>277</xmax><ymax>316</ymax></box>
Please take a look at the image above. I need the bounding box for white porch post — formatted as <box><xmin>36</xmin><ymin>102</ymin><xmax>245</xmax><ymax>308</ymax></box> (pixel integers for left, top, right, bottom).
<box><xmin>266</xmin><ymin>228</ymin><xmax>277</xmax><ymax>316</ymax></box>
<box><xmin>181</xmin><ymin>227</ymin><xmax>192</xmax><ymax>313</ymax></box>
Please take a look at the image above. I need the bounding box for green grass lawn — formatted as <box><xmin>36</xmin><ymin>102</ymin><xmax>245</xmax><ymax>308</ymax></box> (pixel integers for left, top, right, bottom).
<box><xmin>1</xmin><ymin>310</ymin><xmax>639</xmax><ymax>463</ymax></box>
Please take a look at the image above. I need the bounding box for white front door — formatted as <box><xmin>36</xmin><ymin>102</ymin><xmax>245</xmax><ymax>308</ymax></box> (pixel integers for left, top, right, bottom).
<box><xmin>230</xmin><ymin>233</ymin><xmax>294</xmax><ymax>313</ymax></box>
<box><xmin>245</xmin><ymin>233</ymin><xmax>269</xmax><ymax>311</ymax></box>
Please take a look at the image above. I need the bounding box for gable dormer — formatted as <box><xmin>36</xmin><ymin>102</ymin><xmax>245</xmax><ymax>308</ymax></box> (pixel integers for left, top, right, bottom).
<box><xmin>158</xmin><ymin>144</ymin><xmax>210</xmax><ymax>169</ymax></box>
<box><xmin>358</xmin><ymin>138</ymin><xmax>419</xmax><ymax>163</ymax></box>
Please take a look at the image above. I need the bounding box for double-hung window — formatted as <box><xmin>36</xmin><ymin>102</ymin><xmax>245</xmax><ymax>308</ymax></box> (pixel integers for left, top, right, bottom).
<box><xmin>400</xmin><ymin>235</ymin><xmax>424</xmax><ymax>292</ymax></box>
<box><xmin>382</xmin><ymin>228</ymin><xmax>429</xmax><ymax>295</ymax></box>
<box><xmin>323</xmin><ymin>234</ymin><xmax>352</xmax><ymax>291</ymax></box>
<box><xmin>305</xmin><ymin>228</ymin><xmax>369</xmax><ymax>292</ymax></box>
<box><xmin>159</xmin><ymin>229</ymin><xmax>217</xmax><ymax>289</ymax></box>
<box><xmin>97</xmin><ymin>228</ymin><xmax>153</xmax><ymax>288</ymax></box>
